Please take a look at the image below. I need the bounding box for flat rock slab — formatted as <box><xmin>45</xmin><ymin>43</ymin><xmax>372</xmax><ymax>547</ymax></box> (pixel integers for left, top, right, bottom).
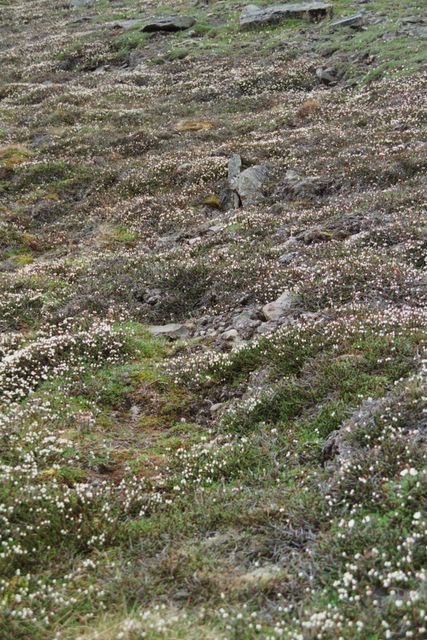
<box><xmin>330</xmin><ymin>14</ymin><xmax>363</xmax><ymax>30</ymax></box>
<box><xmin>141</xmin><ymin>16</ymin><xmax>196</xmax><ymax>32</ymax></box>
<box><xmin>148</xmin><ymin>323</ymin><xmax>191</xmax><ymax>339</ymax></box>
<box><xmin>240</xmin><ymin>3</ymin><xmax>333</xmax><ymax>30</ymax></box>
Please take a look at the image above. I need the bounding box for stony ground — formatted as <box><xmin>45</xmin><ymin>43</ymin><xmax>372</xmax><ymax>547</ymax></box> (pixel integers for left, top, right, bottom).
<box><xmin>0</xmin><ymin>0</ymin><xmax>426</xmax><ymax>638</ymax></box>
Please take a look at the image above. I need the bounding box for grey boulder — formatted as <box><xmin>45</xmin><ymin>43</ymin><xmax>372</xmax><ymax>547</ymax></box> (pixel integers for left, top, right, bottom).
<box><xmin>236</xmin><ymin>164</ymin><xmax>269</xmax><ymax>206</ymax></box>
<box><xmin>222</xmin><ymin>154</ymin><xmax>269</xmax><ymax>209</ymax></box>
<box><xmin>141</xmin><ymin>16</ymin><xmax>196</xmax><ymax>32</ymax></box>
<box><xmin>262</xmin><ymin>290</ymin><xmax>295</xmax><ymax>321</ymax></box>
<box><xmin>240</xmin><ymin>3</ymin><xmax>333</xmax><ymax>30</ymax></box>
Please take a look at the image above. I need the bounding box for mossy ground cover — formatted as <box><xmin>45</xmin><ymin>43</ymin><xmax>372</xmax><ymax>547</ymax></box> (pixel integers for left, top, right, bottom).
<box><xmin>0</xmin><ymin>0</ymin><xmax>426</xmax><ymax>638</ymax></box>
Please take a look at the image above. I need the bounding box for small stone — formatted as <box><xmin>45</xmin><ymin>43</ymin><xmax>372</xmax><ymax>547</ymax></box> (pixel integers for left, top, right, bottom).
<box><xmin>278</xmin><ymin>252</ymin><xmax>297</xmax><ymax>265</ymax></box>
<box><xmin>221</xmin><ymin>329</ymin><xmax>239</xmax><ymax>341</ymax></box>
<box><xmin>277</xmin><ymin>236</ymin><xmax>299</xmax><ymax>251</ymax></box>
<box><xmin>141</xmin><ymin>15</ymin><xmax>196</xmax><ymax>32</ymax></box>
<box><xmin>262</xmin><ymin>290</ymin><xmax>295</xmax><ymax>321</ymax></box>
<box><xmin>316</xmin><ymin>67</ymin><xmax>337</xmax><ymax>84</ymax></box>
<box><xmin>130</xmin><ymin>405</ymin><xmax>141</xmax><ymax>420</ymax></box>
<box><xmin>210</xmin><ymin>402</ymin><xmax>224</xmax><ymax>414</ymax></box>
<box><xmin>208</xmin><ymin>224</ymin><xmax>225</xmax><ymax>233</ymax></box>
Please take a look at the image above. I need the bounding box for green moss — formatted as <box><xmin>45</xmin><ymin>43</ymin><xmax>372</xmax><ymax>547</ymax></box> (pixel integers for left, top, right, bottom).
<box><xmin>112</xmin><ymin>29</ymin><xmax>148</xmax><ymax>53</ymax></box>
<box><xmin>110</xmin><ymin>226</ymin><xmax>139</xmax><ymax>244</ymax></box>
<box><xmin>12</xmin><ymin>253</ymin><xmax>33</xmax><ymax>266</ymax></box>
<box><xmin>165</xmin><ymin>47</ymin><xmax>189</xmax><ymax>61</ymax></box>
<box><xmin>0</xmin><ymin>145</ymin><xmax>33</xmax><ymax>167</ymax></box>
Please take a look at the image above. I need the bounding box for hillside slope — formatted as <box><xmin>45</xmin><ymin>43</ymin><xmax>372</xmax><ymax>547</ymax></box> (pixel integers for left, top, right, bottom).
<box><xmin>0</xmin><ymin>0</ymin><xmax>426</xmax><ymax>638</ymax></box>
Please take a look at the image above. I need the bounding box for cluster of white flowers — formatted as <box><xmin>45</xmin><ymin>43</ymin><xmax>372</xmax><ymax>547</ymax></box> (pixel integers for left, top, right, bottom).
<box><xmin>1</xmin><ymin>320</ymin><xmax>125</xmax><ymax>404</ymax></box>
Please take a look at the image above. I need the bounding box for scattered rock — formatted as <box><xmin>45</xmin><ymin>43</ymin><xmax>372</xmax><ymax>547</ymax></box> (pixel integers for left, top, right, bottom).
<box><xmin>275</xmin><ymin>236</ymin><xmax>299</xmax><ymax>252</ymax></box>
<box><xmin>148</xmin><ymin>323</ymin><xmax>191</xmax><ymax>339</ymax></box>
<box><xmin>232</xmin><ymin>308</ymin><xmax>261</xmax><ymax>337</ymax></box>
<box><xmin>278</xmin><ymin>251</ymin><xmax>297</xmax><ymax>265</ymax></box>
<box><xmin>145</xmin><ymin>288</ymin><xmax>162</xmax><ymax>305</ymax></box>
<box><xmin>141</xmin><ymin>16</ymin><xmax>196</xmax><ymax>32</ymax></box>
<box><xmin>330</xmin><ymin>13</ymin><xmax>364</xmax><ymax>30</ymax></box>
<box><xmin>210</xmin><ymin>402</ymin><xmax>225</xmax><ymax>415</ymax></box>
<box><xmin>208</xmin><ymin>223</ymin><xmax>226</xmax><ymax>233</ymax></box>
<box><xmin>322</xmin><ymin>397</ymin><xmax>385</xmax><ymax>468</ymax></box>
<box><xmin>256</xmin><ymin>321</ymin><xmax>277</xmax><ymax>335</ymax></box>
<box><xmin>129</xmin><ymin>405</ymin><xmax>141</xmax><ymax>420</ymax></box>
<box><xmin>262</xmin><ymin>290</ymin><xmax>295</xmax><ymax>321</ymax></box>
<box><xmin>187</xmin><ymin>237</ymin><xmax>201</xmax><ymax>246</ymax></box>
<box><xmin>401</xmin><ymin>15</ymin><xmax>426</xmax><ymax>25</ymax></box>
<box><xmin>221</xmin><ymin>329</ymin><xmax>239</xmax><ymax>341</ymax></box>
<box><xmin>406</xmin><ymin>25</ymin><xmax>427</xmax><ymax>38</ymax></box>
<box><xmin>240</xmin><ymin>2</ymin><xmax>333</xmax><ymax>30</ymax></box>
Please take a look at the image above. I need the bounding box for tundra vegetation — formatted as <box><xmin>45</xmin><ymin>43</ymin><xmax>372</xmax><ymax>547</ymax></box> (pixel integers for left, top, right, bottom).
<box><xmin>0</xmin><ymin>0</ymin><xmax>426</xmax><ymax>638</ymax></box>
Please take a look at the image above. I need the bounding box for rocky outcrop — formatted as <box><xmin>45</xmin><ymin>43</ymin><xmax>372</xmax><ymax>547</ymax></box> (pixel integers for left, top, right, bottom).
<box><xmin>223</xmin><ymin>154</ymin><xmax>270</xmax><ymax>209</ymax></box>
